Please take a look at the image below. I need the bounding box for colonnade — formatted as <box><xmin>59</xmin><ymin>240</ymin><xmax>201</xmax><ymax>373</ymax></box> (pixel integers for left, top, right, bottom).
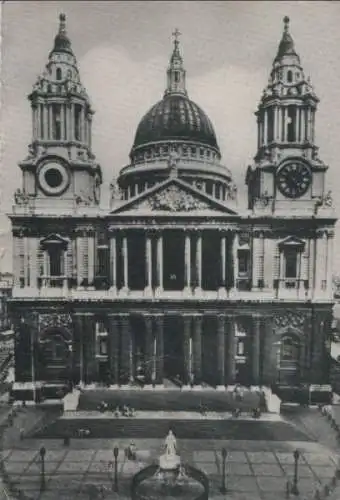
<box><xmin>107</xmin><ymin>229</ymin><xmax>236</xmax><ymax>294</ymax></box>
<box><xmin>73</xmin><ymin>312</ymin><xmax>263</xmax><ymax>387</ymax></box>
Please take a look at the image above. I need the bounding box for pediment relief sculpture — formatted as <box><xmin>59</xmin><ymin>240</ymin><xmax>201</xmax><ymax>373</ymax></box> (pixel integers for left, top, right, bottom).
<box><xmin>136</xmin><ymin>185</ymin><xmax>214</xmax><ymax>212</ymax></box>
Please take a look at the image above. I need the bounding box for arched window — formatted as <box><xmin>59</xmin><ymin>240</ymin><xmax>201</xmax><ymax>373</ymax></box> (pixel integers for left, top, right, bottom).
<box><xmin>174</xmin><ymin>71</ymin><xmax>180</xmax><ymax>83</ymax></box>
<box><xmin>287</xmin><ymin>70</ymin><xmax>293</xmax><ymax>83</ymax></box>
<box><xmin>56</xmin><ymin>68</ymin><xmax>62</xmax><ymax>81</ymax></box>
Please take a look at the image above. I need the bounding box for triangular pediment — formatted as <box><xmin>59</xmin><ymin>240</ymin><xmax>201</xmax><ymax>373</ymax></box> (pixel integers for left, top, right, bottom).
<box><xmin>40</xmin><ymin>234</ymin><xmax>69</xmax><ymax>249</ymax></box>
<box><xmin>111</xmin><ymin>178</ymin><xmax>238</xmax><ymax>215</ymax></box>
<box><xmin>278</xmin><ymin>235</ymin><xmax>305</xmax><ymax>248</ymax></box>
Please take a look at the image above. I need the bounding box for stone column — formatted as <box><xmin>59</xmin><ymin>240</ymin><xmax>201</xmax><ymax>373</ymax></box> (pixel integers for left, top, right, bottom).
<box><xmin>184</xmin><ymin>231</ymin><xmax>191</xmax><ymax>294</ymax></box>
<box><xmin>217</xmin><ymin>314</ymin><xmax>226</xmax><ymax>389</ymax></box>
<box><xmin>87</xmin><ymin>232</ymin><xmax>95</xmax><ymax>288</ymax></box>
<box><xmin>296</xmin><ymin>108</ymin><xmax>300</xmax><ymax>142</ymax></box>
<box><xmin>193</xmin><ymin>314</ymin><xmax>203</xmax><ymax>386</ymax></box>
<box><xmin>283</xmin><ymin>107</ymin><xmax>288</xmax><ymax>142</ymax></box>
<box><xmin>219</xmin><ymin>232</ymin><xmax>227</xmax><ymax>297</ymax></box>
<box><xmin>278</xmin><ymin>108</ymin><xmax>282</xmax><ymax>142</ymax></box>
<box><xmin>301</xmin><ymin>108</ymin><xmax>306</xmax><ymax>142</ymax></box>
<box><xmin>49</xmin><ymin>104</ymin><xmax>53</xmax><ymax>140</ymax></box>
<box><xmin>183</xmin><ymin>315</ymin><xmax>192</xmax><ymax>387</ymax></box>
<box><xmin>70</xmin><ymin>103</ymin><xmax>75</xmax><ymax>141</ymax></box>
<box><xmin>84</xmin><ymin>313</ymin><xmax>96</xmax><ymax>384</ymax></box>
<box><xmin>29</xmin><ymin>238</ymin><xmax>38</xmax><ymax>290</ymax></box>
<box><xmin>60</xmin><ymin>105</ymin><xmax>65</xmax><ymax>140</ymax></box>
<box><xmin>156</xmin><ymin>231</ymin><xmax>163</xmax><ymax>294</ymax></box>
<box><xmin>155</xmin><ymin>314</ymin><xmax>164</xmax><ymax>386</ymax></box>
<box><xmin>108</xmin><ymin>314</ymin><xmax>120</xmax><ymax>387</ymax></box>
<box><xmin>274</xmin><ymin>106</ymin><xmax>278</xmax><ymax>141</ymax></box>
<box><xmin>121</xmin><ymin>233</ymin><xmax>129</xmax><ymax>294</ymax></box>
<box><xmin>145</xmin><ymin>231</ymin><xmax>153</xmax><ymax>295</ymax></box>
<box><xmin>88</xmin><ymin>115</ymin><xmax>92</xmax><ymax>149</ymax></box>
<box><xmin>232</xmin><ymin>232</ymin><xmax>238</xmax><ymax>293</ymax></box>
<box><xmin>109</xmin><ymin>234</ymin><xmax>117</xmax><ymax>294</ymax></box>
<box><xmin>23</xmin><ymin>237</ymin><xmax>29</xmax><ymax>287</ymax></box>
<box><xmin>119</xmin><ymin>314</ymin><xmax>131</xmax><ymax>386</ymax></box>
<box><xmin>327</xmin><ymin>231</ymin><xmax>334</xmax><ymax>297</ymax></box>
<box><xmin>264</xmin><ymin>109</ymin><xmax>268</xmax><ymax>146</ymax></box>
<box><xmin>194</xmin><ymin>232</ymin><xmax>202</xmax><ymax>294</ymax></box>
<box><xmin>144</xmin><ymin>315</ymin><xmax>154</xmax><ymax>387</ymax></box>
<box><xmin>32</xmin><ymin>105</ymin><xmax>37</xmax><ymax>141</ymax></box>
<box><xmin>76</xmin><ymin>230</ymin><xmax>87</xmax><ymax>288</ymax></box>
<box><xmin>81</xmin><ymin>106</ymin><xmax>85</xmax><ymax>142</ymax></box>
<box><xmin>73</xmin><ymin>313</ymin><xmax>85</xmax><ymax>386</ymax></box>
<box><xmin>252</xmin><ymin>316</ymin><xmax>261</xmax><ymax>385</ymax></box>
<box><xmin>226</xmin><ymin>316</ymin><xmax>236</xmax><ymax>384</ymax></box>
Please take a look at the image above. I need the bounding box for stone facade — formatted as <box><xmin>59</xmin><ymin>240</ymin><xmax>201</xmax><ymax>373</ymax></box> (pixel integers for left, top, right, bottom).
<box><xmin>8</xmin><ymin>15</ymin><xmax>336</xmax><ymax>395</ymax></box>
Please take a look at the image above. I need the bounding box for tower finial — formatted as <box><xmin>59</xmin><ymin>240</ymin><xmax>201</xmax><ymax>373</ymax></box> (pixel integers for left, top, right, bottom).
<box><xmin>283</xmin><ymin>16</ymin><xmax>290</xmax><ymax>33</ymax></box>
<box><xmin>172</xmin><ymin>28</ymin><xmax>181</xmax><ymax>48</ymax></box>
<box><xmin>59</xmin><ymin>13</ymin><xmax>66</xmax><ymax>34</ymax></box>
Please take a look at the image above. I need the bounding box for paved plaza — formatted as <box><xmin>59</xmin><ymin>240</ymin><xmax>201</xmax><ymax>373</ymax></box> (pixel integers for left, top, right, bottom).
<box><xmin>0</xmin><ymin>403</ymin><xmax>339</xmax><ymax>499</ymax></box>
<box><xmin>2</xmin><ymin>438</ymin><xmax>339</xmax><ymax>500</ymax></box>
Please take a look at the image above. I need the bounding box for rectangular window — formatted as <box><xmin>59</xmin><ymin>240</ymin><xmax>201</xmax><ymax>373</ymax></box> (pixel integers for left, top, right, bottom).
<box><xmin>99</xmin><ymin>338</ymin><xmax>108</xmax><ymax>356</ymax></box>
<box><xmin>287</xmin><ymin>106</ymin><xmax>296</xmax><ymax>142</ymax></box>
<box><xmin>48</xmin><ymin>247</ymin><xmax>63</xmax><ymax>277</ymax></box>
<box><xmin>267</xmin><ymin>108</ymin><xmax>274</xmax><ymax>143</ymax></box>
<box><xmin>52</xmin><ymin>104</ymin><xmax>61</xmax><ymax>140</ymax></box>
<box><xmin>238</xmin><ymin>249</ymin><xmax>250</xmax><ymax>275</ymax></box>
<box><xmin>285</xmin><ymin>249</ymin><xmax>298</xmax><ymax>279</ymax></box>
<box><xmin>206</xmin><ymin>181</ymin><xmax>213</xmax><ymax>195</ymax></box>
<box><xmin>74</xmin><ymin>104</ymin><xmax>82</xmax><ymax>141</ymax></box>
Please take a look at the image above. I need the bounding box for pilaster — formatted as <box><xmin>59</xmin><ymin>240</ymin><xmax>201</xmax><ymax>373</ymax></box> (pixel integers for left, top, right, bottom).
<box><xmin>217</xmin><ymin>314</ymin><xmax>226</xmax><ymax>388</ymax></box>
<box><xmin>107</xmin><ymin>314</ymin><xmax>120</xmax><ymax>386</ymax></box>
<box><xmin>226</xmin><ymin>316</ymin><xmax>235</xmax><ymax>383</ymax></box>
<box><xmin>183</xmin><ymin>315</ymin><xmax>192</xmax><ymax>386</ymax></box>
<box><xmin>144</xmin><ymin>314</ymin><xmax>153</xmax><ymax>386</ymax></box>
<box><xmin>252</xmin><ymin>315</ymin><xmax>261</xmax><ymax>385</ymax></box>
<box><xmin>119</xmin><ymin>314</ymin><xmax>131</xmax><ymax>385</ymax></box>
<box><xmin>154</xmin><ymin>314</ymin><xmax>164</xmax><ymax>385</ymax></box>
<box><xmin>193</xmin><ymin>314</ymin><xmax>203</xmax><ymax>385</ymax></box>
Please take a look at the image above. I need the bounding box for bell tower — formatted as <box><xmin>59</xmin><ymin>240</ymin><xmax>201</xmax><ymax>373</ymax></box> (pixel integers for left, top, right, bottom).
<box><xmin>246</xmin><ymin>17</ymin><xmax>330</xmax><ymax>215</ymax></box>
<box><xmin>17</xmin><ymin>13</ymin><xmax>102</xmax><ymax>210</ymax></box>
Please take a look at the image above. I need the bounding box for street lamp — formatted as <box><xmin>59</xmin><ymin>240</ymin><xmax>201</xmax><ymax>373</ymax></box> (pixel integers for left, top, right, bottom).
<box><xmin>219</xmin><ymin>447</ymin><xmax>227</xmax><ymax>494</ymax></box>
<box><xmin>113</xmin><ymin>446</ymin><xmax>119</xmax><ymax>492</ymax></box>
<box><xmin>39</xmin><ymin>446</ymin><xmax>46</xmax><ymax>492</ymax></box>
<box><xmin>291</xmin><ymin>449</ymin><xmax>300</xmax><ymax>495</ymax></box>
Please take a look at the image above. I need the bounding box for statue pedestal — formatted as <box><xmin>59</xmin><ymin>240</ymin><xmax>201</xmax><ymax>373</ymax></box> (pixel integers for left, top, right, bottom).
<box><xmin>159</xmin><ymin>453</ymin><xmax>181</xmax><ymax>471</ymax></box>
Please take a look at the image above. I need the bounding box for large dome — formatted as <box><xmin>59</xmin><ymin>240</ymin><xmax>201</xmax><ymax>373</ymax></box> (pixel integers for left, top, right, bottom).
<box><xmin>131</xmin><ymin>94</ymin><xmax>220</xmax><ymax>153</ymax></box>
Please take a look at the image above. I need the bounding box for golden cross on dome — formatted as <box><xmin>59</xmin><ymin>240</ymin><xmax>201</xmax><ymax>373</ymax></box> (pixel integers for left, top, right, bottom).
<box><xmin>172</xmin><ymin>28</ymin><xmax>181</xmax><ymax>45</ymax></box>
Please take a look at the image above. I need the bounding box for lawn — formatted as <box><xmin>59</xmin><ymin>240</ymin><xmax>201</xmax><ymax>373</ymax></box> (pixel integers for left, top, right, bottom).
<box><xmin>32</xmin><ymin>417</ymin><xmax>313</xmax><ymax>441</ymax></box>
<box><xmin>78</xmin><ymin>389</ymin><xmax>266</xmax><ymax>412</ymax></box>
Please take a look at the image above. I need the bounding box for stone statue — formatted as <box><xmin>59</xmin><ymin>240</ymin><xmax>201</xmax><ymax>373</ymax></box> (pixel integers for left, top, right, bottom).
<box><xmin>159</xmin><ymin>429</ymin><xmax>181</xmax><ymax>471</ymax></box>
<box><xmin>164</xmin><ymin>430</ymin><xmax>177</xmax><ymax>456</ymax></box>
<box><xmin>14</xmin><ymin>189</ymin><xmax>29</xmax><ymax>205</ymax></box>
<box><xmin>109</xmin><ymin>181</ymin><xmax>122</xmax><ymax>207</ymax></box>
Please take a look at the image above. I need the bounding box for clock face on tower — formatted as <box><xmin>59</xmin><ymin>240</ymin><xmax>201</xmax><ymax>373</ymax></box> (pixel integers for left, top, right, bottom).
<box><xmin>276</xmin><ymin>161</ymin><xmax>312</xmax><ymax>199</ymax></box>
<box><xmin>37</xmin><ymin>159</ymin><xmax>70</xmax><ymax>196</ymax></box>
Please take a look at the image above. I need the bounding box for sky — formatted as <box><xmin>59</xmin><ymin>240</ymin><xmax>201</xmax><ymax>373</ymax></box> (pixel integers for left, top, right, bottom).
<box><xmin>1</xmin><ymin>0</ymin><xmax>340</xmax><ymax>273</ymax></box>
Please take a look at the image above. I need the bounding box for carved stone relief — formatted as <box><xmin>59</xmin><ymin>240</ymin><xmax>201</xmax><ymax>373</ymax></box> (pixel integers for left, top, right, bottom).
<box><xmin>273</xmin><ymin>311</ymin><xmax>306</xmax><ymax>332</ymax></box>
<box><xmin>136</xmin><ymin>185</ymin><xmax>214</xmax><ymax>212</ymax></box>
<box><xmin>39</xmin><ymin>313</ymin><xmax>72</xmax><ymax>334</ymax></box>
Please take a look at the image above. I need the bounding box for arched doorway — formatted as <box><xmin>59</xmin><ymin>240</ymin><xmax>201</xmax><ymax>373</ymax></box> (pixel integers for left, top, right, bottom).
<box><xmin>277</xmin><ymin>334</ymin><xmax>301</xmax><ymax>386</ymax></box>
<box><xmin>39</xmin><ymin>327</ymin><xmax>72</xmax><ymax>383</ymax></box>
